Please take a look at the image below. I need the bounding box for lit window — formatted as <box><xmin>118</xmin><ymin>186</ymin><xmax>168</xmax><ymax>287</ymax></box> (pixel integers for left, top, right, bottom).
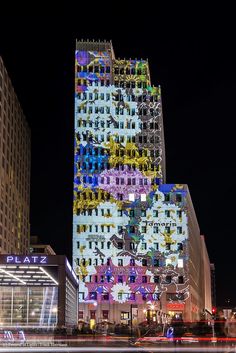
<box><xmin>141</xmin><ymin>194</ymin><xmax>146</xmax><ymax>201</ymax></box>
<box><xmin>129</xmin><ymin>193</ymin><xmax>135</xmax><ymax>201</ymax></box>
<box><xmin>178</xmin><ymin>259</ymin><xmax>183</xmax><ymax>268</ymax></box>
<box><xmin>166</xmin><ymin>258</ymin><xmax>171</xmax><ymax>266</ymax></box>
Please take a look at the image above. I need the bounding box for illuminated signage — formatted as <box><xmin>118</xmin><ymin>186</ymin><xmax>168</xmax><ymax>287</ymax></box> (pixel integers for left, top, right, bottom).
<box><xmin>6</xmin><ymin>256</ymin><xmax>47</xmax><ymax>264</ymax></box>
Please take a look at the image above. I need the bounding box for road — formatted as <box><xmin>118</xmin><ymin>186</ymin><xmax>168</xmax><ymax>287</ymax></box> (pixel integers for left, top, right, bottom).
<box><xmin>0</xmin><ymin>339</ymin><xmax>236</xmax><ymax>353</ymax></box>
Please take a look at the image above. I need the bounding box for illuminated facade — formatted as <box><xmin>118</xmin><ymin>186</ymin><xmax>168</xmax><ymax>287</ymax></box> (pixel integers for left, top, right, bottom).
<box><xmin>0</xmin><ymin>57</ymin><xmax>30</xmax><ymax>254</ymax></box>
<box><xmin>0</xmin><ymin>255</ymin><xmax>78</xmax><ymax>328</ymax></box>
<box><xmin>73</xmin><ymin>40</ymin><xmax>211</xmax><ymax>323</ymax></box>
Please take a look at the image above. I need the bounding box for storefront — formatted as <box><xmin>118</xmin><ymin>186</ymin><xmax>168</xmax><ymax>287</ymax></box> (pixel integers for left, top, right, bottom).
<box><xmin>0</xmin><ymin>255</ymin><xmax>78</xmax><ymax>329</ymax></box>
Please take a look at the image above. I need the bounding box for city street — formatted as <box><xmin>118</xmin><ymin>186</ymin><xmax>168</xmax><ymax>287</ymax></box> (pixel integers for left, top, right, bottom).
<box><xmin>0</xmin><ymin>345</ymin><xmax>236</xmax><ymax>352</ymax></box>
<box><xmin>1</xmin><ymin>336</ymin><xmax>236</xmax><ymax>352</ymax></box>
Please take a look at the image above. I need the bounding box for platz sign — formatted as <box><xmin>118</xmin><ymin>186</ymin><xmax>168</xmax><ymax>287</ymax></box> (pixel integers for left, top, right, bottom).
<box><xmin>6</xmin><ymin>255</ymin><xmax>47</xmax><ymax>264</ymax></box>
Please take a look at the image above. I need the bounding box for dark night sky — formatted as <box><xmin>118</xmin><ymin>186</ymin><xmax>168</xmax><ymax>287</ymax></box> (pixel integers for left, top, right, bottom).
<box><xmin>0</xmin><ymin>4</ymin><xmax>235</xmax><ymax>306</ymax></box>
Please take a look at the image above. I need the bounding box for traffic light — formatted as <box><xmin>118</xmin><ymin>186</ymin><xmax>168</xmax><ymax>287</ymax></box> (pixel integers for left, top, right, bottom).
<box><xmin>212</xmin><ymin>307</ymin><xmax>217</xmax><ymax>318</ymax></box>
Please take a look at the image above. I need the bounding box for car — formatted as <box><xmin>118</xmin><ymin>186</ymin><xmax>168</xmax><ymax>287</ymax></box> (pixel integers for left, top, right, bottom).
<box><xmin>180</xmin><ymin>332</ymin><xmax>199</xmax><ymax>343</ymax></box>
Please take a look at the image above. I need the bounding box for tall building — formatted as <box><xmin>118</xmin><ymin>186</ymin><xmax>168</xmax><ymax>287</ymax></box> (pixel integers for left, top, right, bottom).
<box><xmin>0</xmin><ymin>57</ymin><xmax>31</xmax><ymax>254</ymax></box>
<box><xmin>30</xmin><ymin>235</ymin><xmax>56</xmax><ymax>255</ymax></box>
<box><xmin>73</xmin><ymin>40</ymin><xmax>211</xmax><ymax>324</ymax></box>
<box><xmin>210</xmin><ymin>263</ymin><xmax>216</xmax><ymax>307</ymax></box>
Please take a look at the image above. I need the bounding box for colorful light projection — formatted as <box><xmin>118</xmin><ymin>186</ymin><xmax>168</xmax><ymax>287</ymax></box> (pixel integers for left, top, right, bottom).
<box><xmin>73</xmin><ymin>50</ymin><xmax>189</xmax><ymax>305</ymax></box>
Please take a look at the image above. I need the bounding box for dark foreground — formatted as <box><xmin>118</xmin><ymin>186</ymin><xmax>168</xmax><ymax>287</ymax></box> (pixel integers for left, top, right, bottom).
<box><xmin>0</xmin><ymin>337</ymin><xmax>236</xmax><ymax>353</ymax></box>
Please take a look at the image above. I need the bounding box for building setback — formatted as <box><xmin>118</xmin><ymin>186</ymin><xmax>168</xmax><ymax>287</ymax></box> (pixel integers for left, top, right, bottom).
<box><xmin>0</xmin><ymin>57</ymin><xmax>31</xmax><ymax>254</ymax></box>
<box><xmin>72</xmin><ymin>40</ymin><xmax>212</xmax><ymax>324</ymax></box>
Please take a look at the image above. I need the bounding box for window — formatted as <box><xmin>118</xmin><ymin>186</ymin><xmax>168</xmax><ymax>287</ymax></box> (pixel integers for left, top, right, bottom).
<box><xmin>164</xmin><ymin>193</ymin><xmax>170</xmax><ymax>202</ymax></box>
<box><xmin>176</xmin><ymin>193</ymin><xmax>182</xmax><ymax>202</ymax></box>
<box><xmin>166</xmin><ymin>275</ymin><xmax>171</xmax><ymax>284</ymax></box>
<box><xmin>79</xmin><ymin>311</ymin><xmax>83</xmax><ymax>319</ymax></box>
<box><xmin>141</xmin><ymin>243</ymin><xmax>147</xmax><ymax>250</ymax></box>
<box><xmin>129</xmin><ymin>225</ymin><xmax>135</xmax><ymax>233</ymax></box>
<box><xmin>177</xmin><ymin>210</ymin><xmax>182</xmax><ymax>218</ymax></box>
<box><xmin>165</xmin><ymin>226</ymin><xmax>170</xmax><ymax>233</ymax></box>
<box><xmin>129</xmin><ymin>209</ymin><xmax>135</xmax><ymax>217</ymax></box>
<box><xmin>129</xmin><ymin>276</ymin><xmax>135</xmax><ymax>283</ymax></box>
<box><xmin>130</xmin><ymin>293</ymin><xmax>136</xmax><ymax>300</ymax></box>
<box><xmin>141</xmin><ymin>226</ymin><xmax>147</xmax><ymax>233</ymax></box>
<box><xmin>177</xmin><ymin>226</ymin><xmax>182</xmax><ymax>234</ymax></box>
<box><xmin>118</xmin><ymin>242</ymin><xmax>123</xmax><ymax>249</ymax></box>
<box><xmin>153</xmin><ymin>226</ymin><xmax>158</xmax><ymax>233</ymax></box>
<box><xmin>177</xmin><ymin>243</ymin><xmax>183</xmax><ymax>251</ymax></box>
<box><xmin>142</xmin><ymin>294</ymin><xmax>147</xmax><ymax>301</ymax></box>
<box><xmin>166</xmin><ymin>243</ymin><xmax>171</xmax><ymax>250</ymax></box>
<box><xmin>166</xmin><ymin>258</ymin><xmax>171</xmax><ymax>266</ymax></box>
<box><xmin>178</xmin><ymin>276</ymin><xmax>184</xmax><ymax>284</ymax></box>
<box><xmin>154</xmin><ymin>275</ymin><xmax>159</xmax><ymax>283</ymax></box>
<box><xmin>178</xmin><ymin>259</ymin><xmax>184</xmax><ymax>268</ymax></box>
<box><xmin>153</xmin><ymin>258</ymin><xmax>159</xmax><ymax>267</ymax></box>
<box><xmin>130</xmin><ymin>258</ymin><xmax>135</xmax><ymax>266</ymax></box>
<box><xmin>141</xmin><ymin>209</ymin><xmax>146</xmax><ymax>217</ymax></box>
<box><xmin>118</xmin><ymin>259</ymin><xmax>123</xmax><ymax>266</ymax></box>
<box><xmin>90</xmin><ymin>311</ymin><xmax>96</xmax><ymax>319</ymax></box>
<box><xmin>142</xmin><ymin>259</ymin><xmax>147</xmax><ymax>266</ymax></box>
<box><xmin>141</xmin><ymin>194</ymin><xmax>146</xmax><ymax>201</ymax></box>
<box><xmin>142</xmin><ymin>276</ymin><xmax>147</xmax><ymax>283</ymax></box>
<box><xmin>120</xmin><ymin>312</ymin><xmax>129</xmax><ymax>320</ymax></box>
<box><xmin>130</xmin><ymin>242</ymin><xmax>135</xmax><ymax>250</ymax></box>
<box><xmin>165</xmin><ymin>210</ymin><xmax>170</xmax><ymax>217</ymax></box>
<box><xmin>77</xmin><ymin>241</ymin><xmax>80</xmax><ymax>249</ymax></box>
<box><xmin>102</xmin><ymin>310</ymin><xmax>109</xmax><ymax>319</ymax></box>
<box><xmin>153</xmin><ymin>210</ymin><xmax>158</xmax><ymax>217</ymax></box>
<box><xmin>154</xmin><ymin>242</ymin><xmax>159</xmax><ymax>251</ymax></box>
<box><xmin>89</xmin><ymin>292</ymin><xmax>97</xmax><ymax>300</ymax></box>
<box><xmin>79</xmin><ymin>292</ymin><xmax>85</xmax><ymax>301</ymax></box>
<box><xmin>102</xmin><ymin>293</ymin><xmax>109</xmax><ymax>301</ymax></box>
<box><xmin>129</xmin><ymin>193</ymin><xmax>135</xmax><ymax>201</ymax></box>
<box><xmin>118</xmin><ymin>275</ymin><xmax>123</xmax><ymax>283</ymax></box>
<box><xmin>118</xmin><ymin>293</ymin><xmax>123</xmax><ymax>301</ymax></box>
<box><xmin>118</xmin><ymin>209</ymin><xmax>123</xmax><ymax>216</ymax></box>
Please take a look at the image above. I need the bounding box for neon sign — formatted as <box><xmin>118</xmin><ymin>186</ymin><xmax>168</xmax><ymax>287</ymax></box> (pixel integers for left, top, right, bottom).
<box><xmin>6</xmin><ymin>256</ymin><xmax>47</xmax><ymax>264</ymax></box>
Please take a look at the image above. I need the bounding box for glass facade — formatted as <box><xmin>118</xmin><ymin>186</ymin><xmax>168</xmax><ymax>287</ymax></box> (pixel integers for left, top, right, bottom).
<box><xmin>0</xmin><ymin>286</ymin><xmax>58</xmax><ymax>327</ymax></box>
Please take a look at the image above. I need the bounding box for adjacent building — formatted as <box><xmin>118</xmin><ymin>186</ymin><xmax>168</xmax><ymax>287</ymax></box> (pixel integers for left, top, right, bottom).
<box><xmin>30</xmin><ymin>235</ymin><xmax>56</xmax><ymax>255</ymax></box>
<box><xmin>0</xmin><ymin>254</ymin><xmax>78</xmax><ymax>328</ymax></box>
<box><xmin>0</xmin><ymin>57</ymin><xmax>31</xmax><ymax>254</ymax></box>
<box><xmin>72</xmin><ymin>40</ymin><xmax>212</xmax><ymax>324</ymax></box>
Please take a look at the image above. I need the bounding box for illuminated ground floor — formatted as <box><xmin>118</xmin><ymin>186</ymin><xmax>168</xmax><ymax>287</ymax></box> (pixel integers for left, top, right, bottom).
<box><xmin>78</xmin><ymin>291</ymin><xmax>202</xmax><ymax>326</ymax></box>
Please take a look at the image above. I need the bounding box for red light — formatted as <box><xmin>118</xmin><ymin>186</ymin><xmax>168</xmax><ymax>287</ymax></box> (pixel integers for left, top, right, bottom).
<box><xmin>212</xmin><ymin>307</ymin><xmax>216</xmax><ymax>314</ymax></box>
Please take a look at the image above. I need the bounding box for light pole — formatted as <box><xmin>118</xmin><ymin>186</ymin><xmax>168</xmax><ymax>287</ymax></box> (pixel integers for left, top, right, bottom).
<box><xmin>130</xmin><ymin>303</ymin><xmax>133</xmax><ymax>338</ymax></box>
